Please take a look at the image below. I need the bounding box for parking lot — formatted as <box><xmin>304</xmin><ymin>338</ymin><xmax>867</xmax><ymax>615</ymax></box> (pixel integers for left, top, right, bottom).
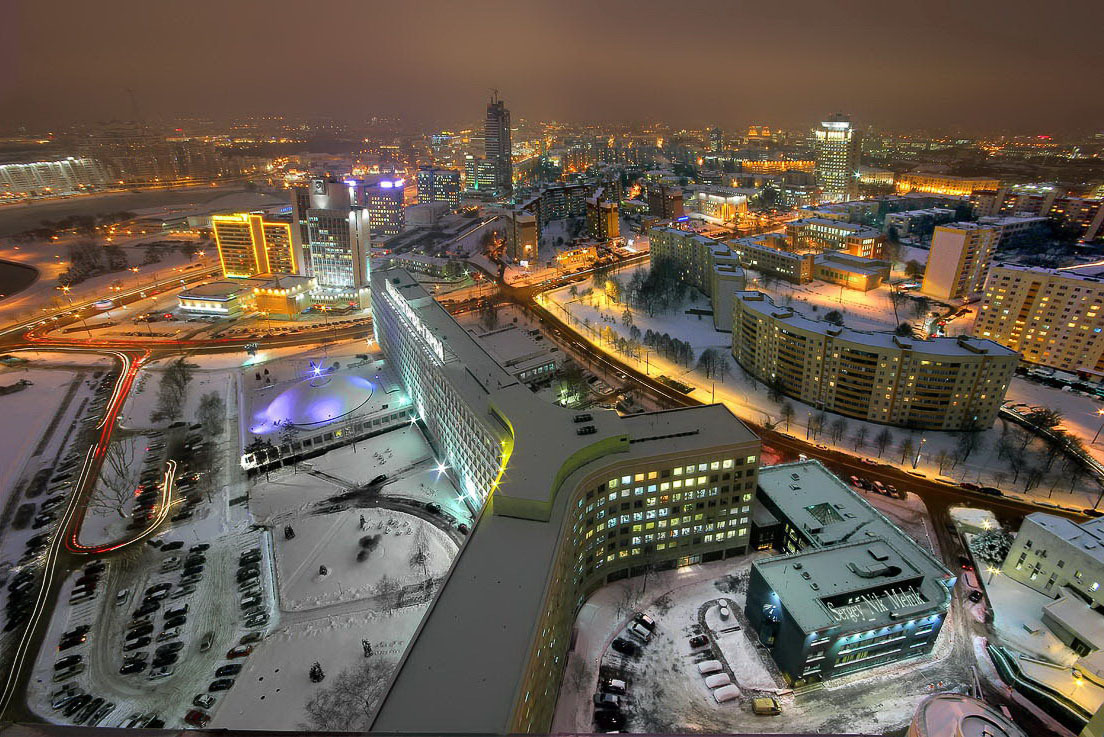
<box><xmin>27</xmin><ymin>531</ymin><xmax>274</xmax><ymax>728</ymax></box>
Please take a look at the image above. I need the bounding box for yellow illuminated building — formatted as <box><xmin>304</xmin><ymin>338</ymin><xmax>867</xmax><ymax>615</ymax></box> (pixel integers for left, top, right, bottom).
<box><xmin>212</xmin><ymin>213</ymin><xmax>298</xmax><ymax>278</ymax></box>
<box><xmin>739</xmin><ymin>160</ymin><xmax>815</xmax><ymax>175</ymax></box>
<box><xmin>896</xmin><ymin>172</ymin><xmax>1000</xmax><ymax>197</ymax></box>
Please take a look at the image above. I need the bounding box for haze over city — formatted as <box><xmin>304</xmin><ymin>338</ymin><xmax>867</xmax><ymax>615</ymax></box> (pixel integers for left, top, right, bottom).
<box><xmin>2</xmin><ymin>0</ymin><xmax>1103</xmax><ymax>132</ymax></box>
<box><xmin>0</xmin><ymin>2</ymin><xmax>1101</xmax><ymax>737</ymax></box>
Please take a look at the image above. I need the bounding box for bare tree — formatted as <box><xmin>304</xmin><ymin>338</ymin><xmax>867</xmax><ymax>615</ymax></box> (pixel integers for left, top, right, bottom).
<box><xmin>301</xmin><ymin>657</ymin><xmax>396</xmax><ymax>731</ymax></box>
<box><xmin>898</xmin><ymin>437</ymin><xmax>915</xmax><ymax>465</ymax></box>
<box><xmin>779</xmin><ymin>402</ymin><xmax>795</xmax><ymax>431</ymax></box>
<box><xmin>829</xmin><ymin>417</ymin><xmax>848</xmax><ymax>443</ymax></box>
<box><xmin>874</xmin><ymin>428</ymin><xmax>894</xmax><ymax>457</ymax></box>
<box><xmin>409</xmin><ymin>525</ymin><xmax>432</xmax><ymax>580</ymax></box>
<box><xmin>934</xmin><ymin>449</ymin><xmax>953</xmax><ymax>475</ymax></box>
<box><xmin>88</xmin><ymin>438</ymin><xmax>138</xmax><ymax>518</ymax></box>
<box><xmin>852</xmin><ymin>426</ymin><xmax>869</xmax><ymax>451</ymax></box>
<box><xmin>196</xmin><ymin>391</ymin><xmax>226</xmax><ymax>437</ymax></box>
<box><xmin>153</xmin><ymin>358</ymin><xmax>194</xmax><ymax>422</ymax></box>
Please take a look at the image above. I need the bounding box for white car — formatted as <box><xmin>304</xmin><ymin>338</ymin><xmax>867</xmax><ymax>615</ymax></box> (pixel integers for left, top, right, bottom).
<box><xmin>704</xmin><ymin>673</ymin><xmax>731</xmax><ymax>688</ymax></box>
<box><xmin>713</xmin><ymin>684</ymin><xmax>740</xmax><ymax>703</ymax></box>
<box><xmin>697</xmin><ymin>659</ymin><xmax>723</xmax><ymax>675</ymax></box>
<box><xmin>628</xmin><ymin>622</ymin><xmax>652</xmax><ymax>642</ymax></box>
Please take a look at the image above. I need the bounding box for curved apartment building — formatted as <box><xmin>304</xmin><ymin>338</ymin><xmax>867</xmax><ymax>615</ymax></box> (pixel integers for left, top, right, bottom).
<box><xmin>370</xmin><ymin>269</ymin><xmax>760</xmax><ymax>733</ymax></box>
<box><xmin>731</xmin><ymin>291</ymin><xmax>1018</xmax><ymax>430</ymax></box>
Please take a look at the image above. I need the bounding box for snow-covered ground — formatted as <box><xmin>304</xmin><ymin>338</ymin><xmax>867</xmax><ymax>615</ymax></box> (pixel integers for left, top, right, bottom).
<box><xmin>554</xmin><ymin>549</ymin><xmax>969</xmax><ymax>735</ymax></box>
<box><xmin>273</xmin><ymin>508</ymin><xmax>454</xmax><ymax>612</ymax></box>
<box><xmin>539</xmin><ymin>273</ymin><xmax>1104</xmax><ymax>510</ymax></box>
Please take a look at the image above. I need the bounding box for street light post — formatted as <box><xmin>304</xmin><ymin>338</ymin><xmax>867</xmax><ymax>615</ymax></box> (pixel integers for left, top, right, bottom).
<box><xmin>912</xmin><ymin>436</ymin><xmax>926</xmax><ymax>469</ymax></box>
<box><xmin>1093</xmin><ymin>409</ymin><xmax>1104</xmax><ymax>444</ymax></box>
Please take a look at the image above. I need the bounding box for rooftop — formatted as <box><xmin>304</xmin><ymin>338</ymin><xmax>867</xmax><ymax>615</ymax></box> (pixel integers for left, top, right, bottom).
<box><xmin>735</xmin><ymin>291</ymin><xmax>1018</xmax><ymax>358</ymax></box>
<box><xmin>178</xmin><ymin>279</ymin><xmax>262</xmax><ymax>300</ymax></box>
<box><xmin>754</xmin><ymin>461</ymin><xmax>953</xmax><ymax>633</ymax></box>
<box><xmin>370</xmin><ymin>269</ymin><xmax>759</xmax><ymax>733</ymax></box>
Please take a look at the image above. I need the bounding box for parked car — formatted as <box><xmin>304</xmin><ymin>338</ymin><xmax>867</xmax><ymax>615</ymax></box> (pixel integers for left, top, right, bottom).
<box><xmin>215</xmin><ymin>663</ymin><xmax>242</xmax><ymax>678</ymax></box>
<box><xmin>226</xmin><ymin>646</ymin><xmax>252</xmax><ymax>659</ymax></box>
<box><xmin>193</xmin><ymin>694</ymin><xmax>216</xmax><ymax>709</ymax></box>
<box><xmin>208</xmin><ymin>678</ymin><xmax>235</xmax><ymax>692</ymax></box>
<box><xmin>119</xmin><ymin>661</ymin><xmax>147</xmax><ymax>675</ymax></box>
<box><xmin>610</xmin><ymin>638</ymin><xmax>637</xmax><ymax>656</ymax></box>
<box><xmin>628</xmin><ymin>622</ymin><xmax>652</xmax><ymax>642</ymax></box>
<box><xmin>968</xmin><ymin>589</ymin><xmax>984</xmax><ymax>603</ymax></box>
<box><xmin>124</xmin><ymin>636</ymin><xmax>151</xmax><ymax>651</ymax></box>
<box><xmin>752</xmin><ymin>696</ymin><xmax>782</xmax><ymax>715</ymax></box>
<box><xmin>633</xmin><ymin>612</ymin><xmax>656</xmax><ymax>631</ymax></box>
<box><xmin>688</xmin><ymin>634</ymin><xmax>709</xmax><ymax>649</ymax></box>
<box><xmin>594</xmin><ymin>709</ymin><xmax>625</xmax><ymax>731</ymax></box>
<box><xmin>593</xmin><ymin>693</ymin><xmax>620</xmax><ymax>709</ymax></box>
<box><xmin>601</xmin><ymin>678</ymin><xmax>626</xmax><ymax>695</ymax></box>
<box><xmin>185</xmin><ymin>709</ymin><xmax>210</xmax><ymax>727</ymax></box>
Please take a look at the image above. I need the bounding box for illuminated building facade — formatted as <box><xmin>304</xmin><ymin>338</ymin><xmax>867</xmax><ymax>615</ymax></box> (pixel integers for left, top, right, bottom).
<box><xmin>746</xmin><ymin>461</ymin><xmax>953</xmax><ymax>685</ymax></box>
<box><xmin>732</xmin><ymin>291</ymin><xmax>1017</xmax><ymax>430</ymax></box>
<box><xmin>813</xmin><ymin>115</ymin><xmax>861</xmax><ymax>201</ymax></box>
<box><xmin>212</xmin><ymin>213</ymin><xmax>298</xmax><ymax>278</ymax></box>
<box><xmin>586</xmin><ymin>188</ymin><xmax>620</xmax><ymax>241</ymax></box>
<box><xmin>306</xmin><ymin>207</ymin><xmax>370</xmax><ymax>306</ymax></box>
<box><xmin>484</xmin><ymin>93</ymin><xmax>513</xmax><ymax>196</ymax></box>
<box><xmin>975</xmin><ymin>264</ymin><xmax>1104</xmax><ymax>372</ymax></box>
<box><xmin>921</xmin><ymin>222</ymin><xmax>996</xmax><ymax>300</ymax></box>
<box><xmin>365</xmin><ymin>178</ymin><xmax>406</xmax><ymax>237</ymax></box>
<box><xmin>416</xmin><ymin>166</ymin><xmax>461</xmax><ymax>211</ymax></box>
<box><xmin>786</xmin><ymin>217</ymin><xmax>885</xmax><ymax>258</ymax></box>
<box><xmin>0</xmin><ymin>157</ymin><xmax>110</xmax><ymax>199</ymax></box>
<box><xmin>251</xmin><ymin>274</ymin><xmax>316</xmax><ymax>320</ymax></box>
<box><xmin>370</xmin><ymin>268</ymin><xmax>760</xmax><ymax>732</ymax></box>
<box><xmin>895</xmin><ymin>172</ymin><xmax>1000</xmax><ymax>197</ymax></box>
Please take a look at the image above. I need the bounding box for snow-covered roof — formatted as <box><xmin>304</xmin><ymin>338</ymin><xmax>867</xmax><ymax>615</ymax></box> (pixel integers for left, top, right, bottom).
<box><xmin>753</xmin><ymin>461</ymin><xmax>953</xmax><ymax>634</ymax></box>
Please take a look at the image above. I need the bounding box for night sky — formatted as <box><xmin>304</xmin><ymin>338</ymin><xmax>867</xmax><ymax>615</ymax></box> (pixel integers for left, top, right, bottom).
<box><xmin>2</xmin><ymin>0</ymin><xmax>1101</xmax><ymax>133</ymax></box>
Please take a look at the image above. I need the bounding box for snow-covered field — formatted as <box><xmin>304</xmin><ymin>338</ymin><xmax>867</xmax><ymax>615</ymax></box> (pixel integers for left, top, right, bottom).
<box><xmin>273</xmin><ymin>508</ymin><xmax>454</xmax><ymax>611</ymax></box>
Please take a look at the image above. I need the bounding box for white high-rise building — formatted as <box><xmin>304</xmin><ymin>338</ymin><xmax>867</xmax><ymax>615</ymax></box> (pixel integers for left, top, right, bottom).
<box><xmin>813</xmin><ymin>114</ymin><xmax>861</xmax><ymax>202</ymax></box>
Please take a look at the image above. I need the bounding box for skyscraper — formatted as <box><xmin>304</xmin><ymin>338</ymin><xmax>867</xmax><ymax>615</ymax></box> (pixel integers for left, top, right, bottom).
<box><xmin>813</xmin><ymin>114</ymin><xmax>861</xmax><ymax>202</ymax></box>
<box><xmin>484</xmin><ymin>92</ymin><xmax>513</xmax><ymax>197</ymax></box>
<box><xmin>306</xmin><ymin>207</ymin><xmax>370</xmax><ymax>306</ymax></box>
<box><xmin>708</xmin><ymin>126</ymin><xmax>723</xmax><ymax>153</ymax></box>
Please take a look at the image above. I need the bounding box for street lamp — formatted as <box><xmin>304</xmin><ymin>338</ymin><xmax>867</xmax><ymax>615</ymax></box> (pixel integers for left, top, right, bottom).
<box><xmin>912</xmin><ymin>436</ymin><xmax>926</xmax><ymax>469</ymax></box>
<box><xmin>1092</xmin><ymin>409</ymin><xmax>1104</xmax><ymax>444</ymax></box>
<box><xmin>986</xmin><ymin>566</ymin><xmax>1001</xmax><ymax>585</ymax></box>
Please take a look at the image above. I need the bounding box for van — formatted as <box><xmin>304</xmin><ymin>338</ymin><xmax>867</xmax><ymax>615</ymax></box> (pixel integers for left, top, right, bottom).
<box><xmin>752</xmin><ymin>696</ymin><xmax>782</xmax><ymax>715</ymax></box>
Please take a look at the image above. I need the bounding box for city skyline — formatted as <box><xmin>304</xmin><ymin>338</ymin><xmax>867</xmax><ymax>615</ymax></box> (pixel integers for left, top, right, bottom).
<box><xmin>1</xmin><ymin>0</ymin><xmax>1102</xmax><ymax>134</ymax></box>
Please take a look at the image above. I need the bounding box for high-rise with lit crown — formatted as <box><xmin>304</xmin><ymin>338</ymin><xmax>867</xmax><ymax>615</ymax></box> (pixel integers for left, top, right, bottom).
<box><xmin>484</xmin><ymin>92</ymin><xmax>513</xmax><ymax>197</ymax></box>
<box><xmin>813</xmin><ymin>114</ymin><xmax>861</xmax><ymax>202</ymax></box>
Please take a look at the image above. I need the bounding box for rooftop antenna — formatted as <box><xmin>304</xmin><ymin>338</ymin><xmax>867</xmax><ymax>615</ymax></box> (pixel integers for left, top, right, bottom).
<box><xmin>490</xmin><ymin>88</ymin><xmax>499</xmax><ymax>105</ymax></box>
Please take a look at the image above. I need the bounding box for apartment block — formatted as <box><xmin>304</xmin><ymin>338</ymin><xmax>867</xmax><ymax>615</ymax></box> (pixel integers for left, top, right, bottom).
<box><xmin>921</xmin><ymin>223</ymin><xmax>996</xmax><ymax>300</ymax></box>
<box><xmin>732</xmin><ymin>291</ymin><xmax>1018</xmax><ymax>430</ymax></box>
<box><xmin>786</xmin><ymin>217</ymin><xmax>885</xmax><ymax>258</ymax></box>
<box><xmin>975</xmin><ymin>264</ymin><xmax>1104</xmax><ymax>372</ymax></box>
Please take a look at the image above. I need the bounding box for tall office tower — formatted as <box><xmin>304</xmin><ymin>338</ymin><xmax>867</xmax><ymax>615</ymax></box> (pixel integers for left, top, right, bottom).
<box><xmin>306</xmin><ymin>207</ymin><xmax>370</xmax><ymax>306</ymax></box>
<box><xmin>921</xmin><ymin>222</ymin><xmax>997</xmax><ymax>301</ymax></box>
<box><xmin>416</xmin><ymin>167</ymin><xmax>461</xmax><ymax>211</ymax></box>
<box><xmin>290</xmin><ymin>177</ymin><xmax>353</xmax><ymax>275</ymax></box>
<box><xmin>212</xmin><ymin>213</ymin><xmax>298</xmax><ymax>278</ymax></box>
<box><xmin>484</xmin><ymin>92</ymin><xmax>513</xmax><ymax>197</ymax></box>
<box><xmin>708</xmin><ymin>126</ymin><xmax>724</xmax><ymax>153</ymax></box>
<box><xmin>365</xmin><ymin>178</ymin><xmax>406</xmax><ymax>237</ymax></box>
<box><xmin>813</xmin><ymin>114</ymin><xmax>861</xmax><ymax>202</ymax></box>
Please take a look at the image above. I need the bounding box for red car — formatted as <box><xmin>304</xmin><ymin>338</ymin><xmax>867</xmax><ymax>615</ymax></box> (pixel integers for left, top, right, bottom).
<box><xmin>184</xmin><ymin>709</ymin><xmax>209</xmax><ymax>727</ymax></box>
<box><xmin>226</xmin><ymin>646</ymin><xmax>252</xmax><ymax>659</ymax></box>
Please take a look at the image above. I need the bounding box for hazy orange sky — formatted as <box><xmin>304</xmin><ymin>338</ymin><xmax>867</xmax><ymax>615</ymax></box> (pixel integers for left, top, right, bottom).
<box><xmin>2</xmin><ymin>0</ymin><xmax>1101</xmax><ymax>134</ymax></box>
